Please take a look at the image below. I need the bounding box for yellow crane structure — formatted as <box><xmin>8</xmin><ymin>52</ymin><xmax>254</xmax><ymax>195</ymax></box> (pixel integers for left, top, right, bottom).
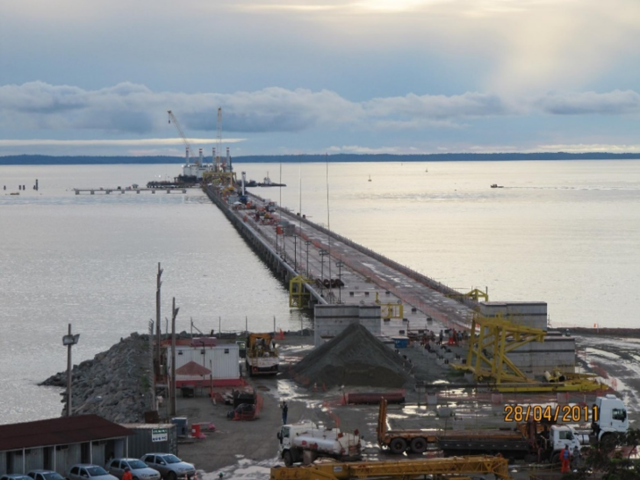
<box><xmin>270</xmin><ymin>455</ymin><xmax>511</xmax><ymax>480</ymax></box>
<box><xmin>454</xmin><ymin>314</ymin><xmax>608</xmax><ymax>393</ymax></box>
<box><xmin>460</xmin><ymin>314</ymin><xmax>546</xmax><ymax>385</ymax></box>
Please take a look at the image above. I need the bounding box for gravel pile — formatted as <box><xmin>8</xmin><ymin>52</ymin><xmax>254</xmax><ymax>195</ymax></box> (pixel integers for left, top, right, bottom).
<box><xmin>40</xmin><ymin>332</ymin><xmax>153</xmax><ymax>423</ymax></box>
<box><xmin>290</xmin><ymin>323</ymin><xmax>412</xmax><ymax>388</ymax></box>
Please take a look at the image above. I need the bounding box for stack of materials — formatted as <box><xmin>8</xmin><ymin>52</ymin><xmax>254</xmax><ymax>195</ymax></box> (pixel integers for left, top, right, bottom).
<box><xmin>290</xmin><ymin>323</ymin><xmax>413</xmax><ymax>388</ymax></box>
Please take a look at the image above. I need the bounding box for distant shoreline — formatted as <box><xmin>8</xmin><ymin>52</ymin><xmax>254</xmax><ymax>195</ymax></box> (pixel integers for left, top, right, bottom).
<box><xmin>1</xmin><ymin>152</ymin><xmax>640</xmax><ymax>165</ymax></box>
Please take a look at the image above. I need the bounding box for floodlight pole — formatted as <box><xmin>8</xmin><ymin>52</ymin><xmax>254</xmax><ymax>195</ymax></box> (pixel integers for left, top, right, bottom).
<box><xmin>62</xmin><ymin>323</ymin><xmax>80</xmax><ymax>417</ymax></box>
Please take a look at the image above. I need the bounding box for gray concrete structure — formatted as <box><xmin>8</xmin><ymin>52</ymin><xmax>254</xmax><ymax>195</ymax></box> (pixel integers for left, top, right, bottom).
<box><xmin>479</xmin><ymin>301</ymin><xmax>548</xmax><ymax>331</ymax></box>
<box><xmin>313</xmin><ymin>304</ymin><xmax>381</xmax><ymax>346</ymax></box>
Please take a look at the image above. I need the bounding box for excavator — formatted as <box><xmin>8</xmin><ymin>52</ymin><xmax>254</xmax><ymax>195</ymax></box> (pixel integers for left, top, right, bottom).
<box><xmin>270</xmin><ymin>455</ymin><xmax>511</xmax><ymax>480</ymax></box>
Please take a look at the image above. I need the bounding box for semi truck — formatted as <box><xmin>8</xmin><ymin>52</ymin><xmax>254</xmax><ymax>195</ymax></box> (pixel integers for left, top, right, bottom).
<box><xmin>378</xmin><ymin>395</ymin><xmax>628</xmax><ymax>460</ymax></box>
<box><xmin>277</xmin><ymin>421</ymin><xmax>362</xmax><ymax>466</ymax></box>
<box><xmin>245</xmin><ymin>333</ymin><xmax>279</xmax><ymax>376</ymax></box>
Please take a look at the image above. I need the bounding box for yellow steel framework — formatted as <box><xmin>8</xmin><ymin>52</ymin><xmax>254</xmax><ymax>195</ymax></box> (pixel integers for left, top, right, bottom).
<box><xmin>457</xmin><ymin>314</ymin><xmax>546</xmax><ymax>385</ymax></box>
<box><xmin>446</xmin><ymin>288</ymin><xmax>489</xmax><ymax>302</ymax></box>
<box><xmin>270</xmin><ymin>455</ymin><xmax>511</xmax><ymax>480</ymax></box>
<box><xmin>375</xmin><ymin>293</ymin><xmax>404</xmax><ymax>319</ymax></box>
<box><xmin>202</xmin><ymin>170</ymin><xmax>237</xmax><ymax>189</ymax></box>
<box><xmin>289</xmin><ymin>275</ymin><xmax>312</xmax><ymax>308</ymax></box>
<box><xmin>454</xmin><ymin>315</ymin><xmax>609</xmax><ymax>393</ymax></box>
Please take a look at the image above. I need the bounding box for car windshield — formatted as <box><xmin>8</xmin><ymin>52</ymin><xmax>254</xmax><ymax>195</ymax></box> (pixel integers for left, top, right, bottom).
<box><xmin>44</xmin><ymin>474</ymin><xmax>66</xmax><ymax>480</ymax></box>
<box><xmin>128</xmin><ymin>461</ymin><xmax>147</xmax><ymax>469</ymax></box>
<box><xmin>162</xmin><ymin>455</ymin><xmax>181</xmax><ymax>464</ymax></box>
<box><xmin>86</xmin><ymin>468</ymin><xmax>107</xmax><ymax>477</ymax></box>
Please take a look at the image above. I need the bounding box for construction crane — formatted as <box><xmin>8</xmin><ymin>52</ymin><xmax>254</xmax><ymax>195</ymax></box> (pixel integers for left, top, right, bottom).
<box><xmin>270</xmin><ymin>455</ymin><xmax>511</xmax><ymax>480</ymax></box>
<box><xmin>216</xmin><ymin>107</ymin><xmax>222</xmax><ymax>171</ymax></box>
<box><xmin>167</xmin><ymin>110</ymin><xmax>193</xmax><ymax>164</ymax></box>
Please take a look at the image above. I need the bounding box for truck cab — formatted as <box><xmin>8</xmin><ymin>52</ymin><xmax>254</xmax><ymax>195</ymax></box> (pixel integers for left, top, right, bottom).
<box><xmin>593</xmin><ymin>394</ymin><xmax>629</xmax><ymax>443</ymax></box>
<box><xmin>549</xmin><ymin>425</ymin><xmax>581</xmax><ymax>456</ymax></box>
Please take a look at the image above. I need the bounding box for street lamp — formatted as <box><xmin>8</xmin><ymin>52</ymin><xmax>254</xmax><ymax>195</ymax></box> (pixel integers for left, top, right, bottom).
<box><xmin>305</xmin><ymin>241</ymin><xmax>311</xmax><ymax>277</ymax></box>
<box><xmin>62</xmin><ymin>324</ymin><xmax>80</xmax><ymax>417</ymax></box>
<box><xmin>336</xmin><ymin>261</ymin><xmax>344</xmax><ymax>304</ymax></box>
<box><xmin>293</xmin><ymin>235</ymin><xmax>298</xmax><ymax>271</ymax></box>
<box><xmin>319</xmin><ymin>249</ymin><xmax>328</xmax><ymax>295</ymax></box>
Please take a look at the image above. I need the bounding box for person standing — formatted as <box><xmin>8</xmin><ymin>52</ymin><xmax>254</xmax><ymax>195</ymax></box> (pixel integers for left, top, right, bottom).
<box><xmin>281</xmin><ymin>400</ymin><xmax>289</xmax><ymax>424</ymax></box>
<box><xmin>571</xmin><ymin>445</ymin><xmax>581</xmax><ymax>470</ymax></box>
<box><xmin>122</xmin><ymin>468</ymin><xmax>133</xmax><ymax>480</ymax></box>
<box><xmin>560</xmin><ymin>446</ymin><xmax>571</xmax><ymax>473</ymax></box>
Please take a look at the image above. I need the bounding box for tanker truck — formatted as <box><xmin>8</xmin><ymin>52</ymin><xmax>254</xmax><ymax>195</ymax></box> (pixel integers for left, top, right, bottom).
<box><xmin>277</xmin><ymin>421</ymin><xmax>362</xmax><ymax>466</ymax></box>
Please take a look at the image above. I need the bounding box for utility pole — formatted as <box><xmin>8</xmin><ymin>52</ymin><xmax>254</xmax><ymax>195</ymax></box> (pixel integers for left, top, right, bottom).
<box><xmin>156</xmin><ymin>263</ymin><xmax>163</xmax><ymax>378</ymax></box>
<box><xmin>336</xmin><ymin>261</ymin><xmax>344</xmax><ymax>304</ymax></box>
<box><xmin>170</xmin><ymin>297</ymin><xmax>179</xmax><ymax>417</ymax></box>
<box><xmin>62</xmin><ymin>324</ymin><xmax>80</xmax><ymax>417</ymax></box>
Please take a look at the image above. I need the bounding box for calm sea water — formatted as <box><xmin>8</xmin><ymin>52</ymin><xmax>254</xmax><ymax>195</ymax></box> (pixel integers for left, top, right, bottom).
<box><xmin>1</xmin><ymin>160</ymin><xmax>639</xmax><ymax>424</ymax></box>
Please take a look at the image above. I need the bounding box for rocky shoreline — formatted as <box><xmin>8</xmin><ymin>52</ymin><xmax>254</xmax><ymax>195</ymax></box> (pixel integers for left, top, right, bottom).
<box><xmin>40</xmin><ymin>332</ymin><xmax>154</xmax><ymax>423</ymax></box>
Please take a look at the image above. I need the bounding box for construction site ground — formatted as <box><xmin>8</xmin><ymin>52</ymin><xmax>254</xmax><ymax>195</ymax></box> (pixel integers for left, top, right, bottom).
<box><xmin>174</xmin><ymin>331</ymin><xmax>640</xmax><ymax>480</ymax></box>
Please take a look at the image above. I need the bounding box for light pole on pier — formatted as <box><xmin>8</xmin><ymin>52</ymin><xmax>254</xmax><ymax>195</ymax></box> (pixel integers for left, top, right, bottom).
<box><xmin>62</xmin><ymin>324</ymin><xmax>80</xmax><ymax>417</ymax></box>
<box><xmin>293</xmin><ymin>235</ymin><xmax>298</xmax><ymax>271</ymax></box>
<box><xmin>336</xmin><ymin>261</ymin><xmax>344</xmax><ymax>304</ymax></box>
<box><xmin>319</xmin><ymin>249</ymin><xmax>328</xmax><ymax>295</ymax></box>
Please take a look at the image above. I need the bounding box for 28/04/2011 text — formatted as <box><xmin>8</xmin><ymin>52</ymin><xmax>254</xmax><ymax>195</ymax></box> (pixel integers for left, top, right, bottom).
<box><xmin>504</xmin><ymin>404</ymin><xmax>599</xmax><ymax>423</ymax></box>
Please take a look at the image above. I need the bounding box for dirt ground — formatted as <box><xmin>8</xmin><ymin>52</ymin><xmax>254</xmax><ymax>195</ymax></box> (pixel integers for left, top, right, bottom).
<box><xmin>172</xmin><ymin>332</ymin><xmax>638</xmax><ymax>480</ymax></box>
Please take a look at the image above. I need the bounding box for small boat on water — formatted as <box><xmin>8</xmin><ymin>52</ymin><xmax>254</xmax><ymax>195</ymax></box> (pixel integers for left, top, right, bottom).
<box><xmin>490</xmin><ymin>184</ymin><xmax>504</xmax><ymax>188</ymax></box>
<box><xmin>257</xmin><ymin>172</ymin><xmax>286</xmax><ymax>187</ymax></box>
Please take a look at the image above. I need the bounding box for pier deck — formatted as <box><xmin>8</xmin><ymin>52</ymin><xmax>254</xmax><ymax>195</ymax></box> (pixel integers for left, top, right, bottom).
<box><xmin>74</xmin><ymin>187</ymin><xmax>188</xmax><ymax>194</ymax></box>
<box><xmin>205</xmin><ymin>186</ymin><xmax>478</xmax><ymax>337</ymax></box>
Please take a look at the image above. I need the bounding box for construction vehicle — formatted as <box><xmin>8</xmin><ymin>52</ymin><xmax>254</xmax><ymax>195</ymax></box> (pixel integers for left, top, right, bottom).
<box><xmin>377</xmin><ymin>397</ymin><xmax>627</xmax><ymax>461</ymax></box>
<box><xmin>246</xmin><ymin>333</ymin><xmax>279</xmax><ymax>376</ymax></box>
<box><xmin>590</xmin><ymin>394</ymin><xmax>629</xmax><ymax>445</ymax></box>
<box><xmin>270</xmin><ymin>455</ymin><xmax>512</xmax><ymax>480</ymax></box>
<box><xmin>277</xmin><ymin>421</ymin><xmax>362</xmax><ymax>466</ymax></box>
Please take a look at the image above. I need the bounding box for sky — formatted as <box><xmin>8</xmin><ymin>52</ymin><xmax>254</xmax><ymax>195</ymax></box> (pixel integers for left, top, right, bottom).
<box><xmin>1</xmin><ymin>0</ymin><xmax>639</xmax><ymax>157</ymax></box>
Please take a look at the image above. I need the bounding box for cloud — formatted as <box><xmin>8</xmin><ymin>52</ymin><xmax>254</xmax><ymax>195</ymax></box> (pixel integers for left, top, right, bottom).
<box><xmin>0</xmin><ymin>138</ymin><xmax>244</xmax><ymax>147</ymax></box>
<box><xmin>534</xmin><ymin>90</ymin><xmax>640</xmax><ymax>115</ymax></box>
<box><xmin>1</xmin><ymin>82</ymin><xmax>639</xmax><ymax>146</ymax></box>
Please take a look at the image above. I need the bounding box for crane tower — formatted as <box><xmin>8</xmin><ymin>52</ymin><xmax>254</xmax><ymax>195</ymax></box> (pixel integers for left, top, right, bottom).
<box><xmin>167</xmin><ymin>110</ymin><xmax>195</xmax><ymax>165</ymax></box>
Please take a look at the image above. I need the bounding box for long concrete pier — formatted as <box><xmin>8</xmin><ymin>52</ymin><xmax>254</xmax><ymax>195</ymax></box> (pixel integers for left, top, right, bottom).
<box><xmin>74</xmin><ymin>187</ymin><xmax>187</xmax><ymax>194</ymax></box>
<box><xmin>204</xmin><ymin>185</ymin><xmax>478</xmax><ymax>337</ymax></box>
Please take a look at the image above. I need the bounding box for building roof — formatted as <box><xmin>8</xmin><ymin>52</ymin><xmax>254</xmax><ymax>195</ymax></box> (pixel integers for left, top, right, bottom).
<box><xmin>0</xmin><ymin>415</ymin><xmax>134</xmax><ymax>451</ymax></box>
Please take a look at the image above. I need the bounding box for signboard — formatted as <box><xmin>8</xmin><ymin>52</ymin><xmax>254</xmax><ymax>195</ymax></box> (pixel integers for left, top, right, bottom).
<box><xmin>151</xmin><ymin>428</ymin><xmax>168</xmax><ymax>442</ymax></box>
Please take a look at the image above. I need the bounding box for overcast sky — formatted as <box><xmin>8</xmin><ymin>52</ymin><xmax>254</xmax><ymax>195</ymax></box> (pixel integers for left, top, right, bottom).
<box><xmin>1</xmin><ymin>0</ymin><xmax>639</xmax><ymax>157</ymax></box>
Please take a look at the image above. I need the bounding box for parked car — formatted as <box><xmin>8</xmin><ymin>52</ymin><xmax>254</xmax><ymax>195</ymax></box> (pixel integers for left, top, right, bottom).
<box><xmin>27</xmin><ymin>471</ymin><xmax>66</xmax><ymax>480</ymax></box>
<box><xmin>2</xmin><ymin>474</ymin><xmax>32</xmax><ymax>480</ymax></box>
<box><xmin>105</xmin><ymin>459</ymin><xmax>160</xmax><ymax>480</ymax></box>
<box><xmin>66</xmin><ymin>465</ymin><xmax>118</xmax><ymax>480</ymax></box>
<box><xmin>140</xmin><ymin>454</ymin><xmax>195</xmax><ymax>480</ymax></box>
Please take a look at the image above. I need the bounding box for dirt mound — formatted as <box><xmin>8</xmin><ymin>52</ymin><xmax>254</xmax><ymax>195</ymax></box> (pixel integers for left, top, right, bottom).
<box><xmin>290</xmin><ymin>323</ymin><xmax>413</xmax><ymax>389</ymax></box>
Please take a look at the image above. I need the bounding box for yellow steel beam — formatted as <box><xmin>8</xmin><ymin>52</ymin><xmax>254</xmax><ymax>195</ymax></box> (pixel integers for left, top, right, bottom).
<box><xmin>270</xmin><ymin>456</ymin><xmax>511</xmax><ymax>480</ymax></box>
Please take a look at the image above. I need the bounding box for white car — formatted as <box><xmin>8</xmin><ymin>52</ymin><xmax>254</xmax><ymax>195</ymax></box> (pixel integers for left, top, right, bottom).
<box><xmin>27</xmin><ymin>471</ymin><xmax>66</xmax><ymax>480</ymax></box>
<box><xmin>66</xmin><ymin>465</ymin><xmax>118</xmax><ymax>480</ymax></box>
<box><xmin>106</xmin><ymin>459</ymin><xmax>160</xmax><ymax>480</ymax></box>
<box><xmin>140</xmin><ymin>454</ymin><xmax>195</xmax><ymax>480</ymax></box>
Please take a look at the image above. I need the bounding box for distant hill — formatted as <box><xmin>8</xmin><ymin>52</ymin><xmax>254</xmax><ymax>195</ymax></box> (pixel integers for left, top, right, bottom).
<box><xmin>1</xmin><ymin>152</ymin><xmax>640</xmax><ymax>165</ymax></box>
